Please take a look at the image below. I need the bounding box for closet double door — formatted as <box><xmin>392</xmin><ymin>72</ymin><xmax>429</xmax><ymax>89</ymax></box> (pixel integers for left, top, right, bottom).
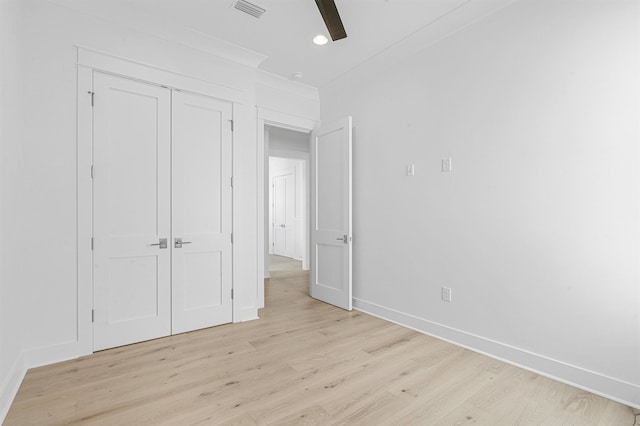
<box><xmin>92</xmin><ymin>72</ymin><xmax>233</xmax><ymax>351</ymax></box>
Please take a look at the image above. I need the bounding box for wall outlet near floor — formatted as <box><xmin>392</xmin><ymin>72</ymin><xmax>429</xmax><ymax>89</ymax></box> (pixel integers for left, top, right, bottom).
<box><xmin>441</xmin><ymin>287</ymin><xmax>452</xmax><ymax>302</ymax></box>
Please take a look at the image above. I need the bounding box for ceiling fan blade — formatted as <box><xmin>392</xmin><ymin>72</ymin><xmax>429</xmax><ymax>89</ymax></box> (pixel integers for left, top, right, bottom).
<box><xmin>314</xmin><ymin>0</ymin><xmax>347</xmax><ymax>41</ymax></box>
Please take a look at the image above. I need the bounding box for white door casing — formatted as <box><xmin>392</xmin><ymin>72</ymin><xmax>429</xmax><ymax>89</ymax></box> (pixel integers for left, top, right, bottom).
<box><xmin>78</xmin><ymin>51</ymin><xmax>250</xmax><ymax>354</ymax></box>
<box><xmin>310</xmin><ymin>117</ymin><xmax>353</xmax><ymax>311</ymax></box>
<box><xmin>171</xmin><ymin>91</ymin><xmax>233</xmax><ymax>334</ymax></box>
<box><xmin>256</xmin><ymin>110</ymin><xmax>318</xmax><ymax>309</ymax></box>
<box><xmin>92</xmin><ymin>72</ymin><xmax>172</xmax><ymax>351</ymax></box>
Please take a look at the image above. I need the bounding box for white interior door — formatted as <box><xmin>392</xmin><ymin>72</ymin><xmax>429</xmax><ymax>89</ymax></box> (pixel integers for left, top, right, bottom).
<box><xmin>272</xmin><ymin>172</ymin><xmax>295</xmax><ymax>257</ymax></box>
<box><xmin>272</xmin><ymin>174</ymin><xmax>286</xmax><ymax>255</ymax></box>
<box><xmin>310</xmin><ymin>117</ymin><xmax>353</xmax><ymax>311</ymax></box>
<box><xmin>171</xmin><ymin>91</ymin><xmax>233</xmax><ymax>334</ymax></box>
<box><xmin>93</xmin><ymin>72</ymin><xmax>172</xmax><ymax>351</ymax></box>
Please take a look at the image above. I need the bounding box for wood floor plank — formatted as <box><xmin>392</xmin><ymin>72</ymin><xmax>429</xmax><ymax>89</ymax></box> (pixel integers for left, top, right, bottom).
<box><xmin>4</xmin><ymin>267</ymin><xmax>636</xmax><ymax>425</ymax></box>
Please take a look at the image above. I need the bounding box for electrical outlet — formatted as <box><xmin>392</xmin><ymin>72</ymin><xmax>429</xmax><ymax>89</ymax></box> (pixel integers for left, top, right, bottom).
<box><xmin>441</xmin><ymin>287</ymin><xmax>452</xmax><ymax>302</ymax></box>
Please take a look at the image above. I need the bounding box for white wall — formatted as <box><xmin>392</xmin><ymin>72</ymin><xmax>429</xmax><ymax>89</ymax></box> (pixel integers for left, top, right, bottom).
<box><xmin>321</xmin><ymin>0</ymin><xmax>640</xmax><ymax>408</ymax></box>
<box><xmin>0</xmin><ymin>0</ymin><xmax>26</xmax><ymax>418</ymax></box>
<box><xmin>269</xmin><ymin>126</ymin><xmax>311</xmax><ymax>155</ymax></box>
<box><xmin>256</xmin><ymin>72</ymin><xmax>320</xmax><ymax>122</ymax></box>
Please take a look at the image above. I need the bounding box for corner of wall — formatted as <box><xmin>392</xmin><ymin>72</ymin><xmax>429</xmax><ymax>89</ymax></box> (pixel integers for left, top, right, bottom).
<box><xmin>24</xmin><ymin>341</ymin><xmax>83</xmax><ymax>370</ymax></box>
<box><xmin>0</xmin><ymin>352</ymin><xmax>26</xmax><ymax>422</ymax></box>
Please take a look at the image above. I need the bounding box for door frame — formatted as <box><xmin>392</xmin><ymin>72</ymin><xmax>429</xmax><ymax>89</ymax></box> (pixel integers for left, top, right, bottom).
<box><xmin>77</xmin><ymin>47</ymin><xmax>243</xmax><ymax>356</ymax></box>
<box><xmin>257</xmin><ymin>108</ymin><xmax>318</xmax><ymax>308</ymax></box>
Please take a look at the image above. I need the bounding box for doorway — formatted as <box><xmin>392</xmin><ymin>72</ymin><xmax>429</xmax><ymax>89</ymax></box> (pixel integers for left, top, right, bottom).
<box><xmin>265</xmin><ymin>126</ymin><xmax>310</xmax><ymax>275</ymax></box>
<box><xmin>256</xmin><ymin>111</ymin><xmax>353</xmax><ymax>311</ymax></box>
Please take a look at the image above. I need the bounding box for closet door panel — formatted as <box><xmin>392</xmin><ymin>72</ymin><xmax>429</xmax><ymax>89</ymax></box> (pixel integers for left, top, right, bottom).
<box><xmin>93</xmin><ymin>72</ymin><xmax>172</xmax><ymax>350</ymax></box>
<box><xmin>172</xmin><ymin>91</ymin><xmax>233</xmax><ymax>334</ymax></box>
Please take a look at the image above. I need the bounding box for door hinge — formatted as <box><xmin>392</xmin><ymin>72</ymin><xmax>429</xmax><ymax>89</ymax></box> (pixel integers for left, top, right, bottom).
<box><xmin>229</xmin><ymin>120</ymin><xmax>234</xmax><ymax>131</ymax></box>
<box><xmin>230</xmin><ymin>176</ymin><xmax>233</xmax><ymax>188</ymax></box>
<box><xmin>91</xmin><ymin>309</ymin><xmax>94</xmax><ymax>323</ymax></box>
<box><xmin>88</xmin><ymin>91</ymin><xmax>95</xmax><ymax>107</ymax></box>
<box><xmin>231</xmin><ymin>233</ymin><xmax>233</xmax><ymax>244</ymax></box>
<box><xmin>90</xmin><ymin>237</ymin><xmax>94</xmax><ymax>250</ymax></box>
<box><xmin>231</xmin><ymin>289</ymin><xmax>234</xmax><ymax>300</ymax></box>
<box><xmin>90</xmin><ymin>165</ymin><xmax>94</xmax><ymax>179</ymax></box>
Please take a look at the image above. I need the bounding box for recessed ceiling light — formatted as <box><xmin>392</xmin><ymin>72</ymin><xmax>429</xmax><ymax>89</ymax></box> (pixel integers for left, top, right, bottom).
<box><xmin>313</xmin><ymin>35</ymin><xmax>328</xmax><ymax>46</ymax></box>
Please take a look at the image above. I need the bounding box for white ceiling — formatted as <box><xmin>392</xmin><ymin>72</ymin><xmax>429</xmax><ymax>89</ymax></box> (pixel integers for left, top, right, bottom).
<box><xmin>49</xmin><ymin>0</ymin><xmax>515</xmax><ymax>87</ymax></box>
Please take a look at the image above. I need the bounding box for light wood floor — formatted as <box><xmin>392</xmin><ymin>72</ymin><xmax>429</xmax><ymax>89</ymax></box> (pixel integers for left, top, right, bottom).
<box><xmin>268</xmin><ymin>254</ymin><xmax>302</xmax><ymax>272</ymax></box>
<box><xmin>5</xmin><ymin>269</ymin><xmax>637</xmax><ymax>425</ymax></box>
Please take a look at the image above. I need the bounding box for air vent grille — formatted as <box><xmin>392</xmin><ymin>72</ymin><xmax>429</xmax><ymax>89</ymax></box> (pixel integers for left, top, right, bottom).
<box><xmin>234</xmin><ymin>0</ymin><xmax>266</xmax><ymax>18</ymax></box>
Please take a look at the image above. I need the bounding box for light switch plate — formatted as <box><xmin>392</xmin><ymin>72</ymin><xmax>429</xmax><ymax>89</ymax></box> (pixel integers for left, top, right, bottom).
<box><xmin>407</xmin><ymin>164</ymin><xmax>415</xmax><ymax>176</ymax></box>
<box><xmin>442</xmin><ymin>287</ymin><xmax>452</xmax><ymax>302</ymax></box>
<box><xmin>441</xmin><ymin>157</ymin><xmax>452</xmax><ymax>172</ymax></box>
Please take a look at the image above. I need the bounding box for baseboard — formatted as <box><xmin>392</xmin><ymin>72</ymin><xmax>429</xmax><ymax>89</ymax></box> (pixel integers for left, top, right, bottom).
<box><xmin>353</xmin><ymin>297</ymin><xmax>640</xmax><ymax>409</ymax></box>
<box><xmin>24</xmin><ymin>340</ymin><xmax>81</xmax><ymax>369</ymax></box>
<box><xmin>0</xmin><ymin>352</ymin><xmax>26</xmax><ymax>423</ymax></box>
<box><xmin>234</xmin><ymin>306</ymin><xmax>259</xmax><ymax>323</ymax></box>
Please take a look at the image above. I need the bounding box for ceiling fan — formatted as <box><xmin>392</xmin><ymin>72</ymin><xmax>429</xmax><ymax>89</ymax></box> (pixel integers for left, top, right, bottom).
<box><xmin>314</xmin><ymin>0</ymin><xmax>347</xmax><ymax>41</ymax></box>
<box><xmin>233</xmin><ymin>0</ymin><xmax>346</xmax><ymax>41</ymax></box>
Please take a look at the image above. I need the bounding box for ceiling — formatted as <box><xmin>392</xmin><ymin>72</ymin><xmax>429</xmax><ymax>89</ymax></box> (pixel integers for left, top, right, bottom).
<box><xmin>49</xmin><ymin>0</ymin><xmax>515</xmax><ymax>87</ymax></box>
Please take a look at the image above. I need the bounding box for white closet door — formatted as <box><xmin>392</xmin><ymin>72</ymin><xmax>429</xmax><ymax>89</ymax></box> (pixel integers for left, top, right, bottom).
<box><xmin>93</xmin><ymin>72</ymin><xmax>172</xmax><ymax>351</ymax></box>
<box><xmin>171</xmin><ymin>91</ymin><xmax>233</xmax><ymax>334</ymax></box>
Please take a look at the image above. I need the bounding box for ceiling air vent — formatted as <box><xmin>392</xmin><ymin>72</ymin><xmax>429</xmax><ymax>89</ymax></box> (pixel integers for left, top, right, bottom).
<box><xmin>233</xmin><ymin>0</ymin><xmax>266</xmax><ymax>19</ymax></box>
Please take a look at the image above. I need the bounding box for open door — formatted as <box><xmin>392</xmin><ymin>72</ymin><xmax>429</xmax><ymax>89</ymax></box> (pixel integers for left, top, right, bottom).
<box><xmin>310</xmin><ymin>117</ymin><xmax>352</xmax><ymax>310</ymax></box>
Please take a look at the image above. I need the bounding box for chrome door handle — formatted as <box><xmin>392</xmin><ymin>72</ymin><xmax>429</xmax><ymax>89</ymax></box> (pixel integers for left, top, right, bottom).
<box><xmin>150</xmin><ymin>238</ymin><xmax>168</xmax><ymax>249</ymax></box>
<box><xmin>174</xmin><ymin>237</ymin><xmax>192</xmax><ymax>248</ymax></box>
<box><xmin>336</xmin><ymin>235</ymin><xmax>348</xmax><ymax>244</ymax></box>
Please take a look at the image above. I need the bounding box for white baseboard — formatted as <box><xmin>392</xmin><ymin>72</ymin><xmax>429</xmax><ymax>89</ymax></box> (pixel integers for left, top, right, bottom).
<box><xmin>353</xmin><ymin>297</ymin><xmax>640</xmax><ymax>409</ymax></box>
<box><xmin>1</xmin><ymin>341</ymin><xmax>88</xmax><ymax>423</ymax></box>
<box><xmin>25</xmin><ymin>340</ymin><xmax>81</xmax><ymax>369</ymax></box>
<box><xmin>234</xmin><ymin>306</ymin><xmax>259</xmax><ymax>323</ymax></box>
<box><xmin>0</xmin><ymin>352</ymin><xmax>26</xmax><ymax>423</ymax></box>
